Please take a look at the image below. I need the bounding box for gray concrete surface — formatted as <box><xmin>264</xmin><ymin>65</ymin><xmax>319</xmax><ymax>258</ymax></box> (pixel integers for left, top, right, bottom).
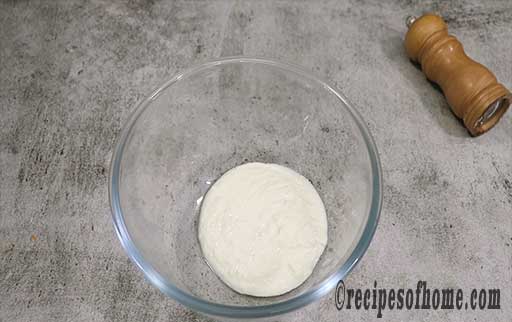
<box><xmin>1</xmin><ymin>0</ymin><xmax>511</xmax><ymax>321</ymax></box>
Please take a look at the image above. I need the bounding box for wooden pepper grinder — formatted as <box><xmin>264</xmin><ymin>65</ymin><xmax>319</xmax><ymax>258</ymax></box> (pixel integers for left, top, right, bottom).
<box><xmin>405</xmin><ymin>14</ymin><xmax>511</xmax><ymax>136</ymax></box>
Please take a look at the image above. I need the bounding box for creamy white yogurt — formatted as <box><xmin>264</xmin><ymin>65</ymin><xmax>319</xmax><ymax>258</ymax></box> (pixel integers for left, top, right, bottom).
<box><xmin>198</xmin><ymin>162</ymin><xmax>328</xmax><ymax>297</ymax></box>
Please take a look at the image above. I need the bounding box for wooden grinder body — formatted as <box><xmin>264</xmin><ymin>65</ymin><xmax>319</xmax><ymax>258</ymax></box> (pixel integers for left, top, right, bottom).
<box><xmin>405</xmin><ymin>14</ymin><xmax>510</xmax><ymax>135</ymax></box>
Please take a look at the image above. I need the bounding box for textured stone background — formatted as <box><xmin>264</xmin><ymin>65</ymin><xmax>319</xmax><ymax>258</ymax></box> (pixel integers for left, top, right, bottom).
<box><xmin>1</xmin><ymin>0</ymin><xmax>511</xmax><ymax>321</ymax></box>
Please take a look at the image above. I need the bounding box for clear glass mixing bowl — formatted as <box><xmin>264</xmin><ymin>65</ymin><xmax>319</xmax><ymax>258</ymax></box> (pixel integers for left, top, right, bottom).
<box><xmin>109</xmin><ymin>57</ymin><xmax>382</xmax><ymax>319</ymax></box>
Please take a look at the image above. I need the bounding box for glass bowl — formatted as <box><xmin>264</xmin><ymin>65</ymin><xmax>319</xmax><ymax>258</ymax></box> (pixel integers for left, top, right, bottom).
<box><xmin>109</xmin><ymin>57</ymin><xmax>382</xmax><ymax>319</ymax></box>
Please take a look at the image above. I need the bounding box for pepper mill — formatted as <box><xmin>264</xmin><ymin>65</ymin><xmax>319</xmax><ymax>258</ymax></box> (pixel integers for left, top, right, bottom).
<box><xmin>405</xmin><ymin>14</ymin><xmax>511</xmax><ymax>136</ymax></box>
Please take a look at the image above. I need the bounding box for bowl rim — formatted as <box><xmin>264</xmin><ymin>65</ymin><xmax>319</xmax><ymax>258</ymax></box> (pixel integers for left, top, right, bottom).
<box><xmin>109</xmin><ymin>56</ymin><xmax>382</xmax><ymax>318</ymax></box>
